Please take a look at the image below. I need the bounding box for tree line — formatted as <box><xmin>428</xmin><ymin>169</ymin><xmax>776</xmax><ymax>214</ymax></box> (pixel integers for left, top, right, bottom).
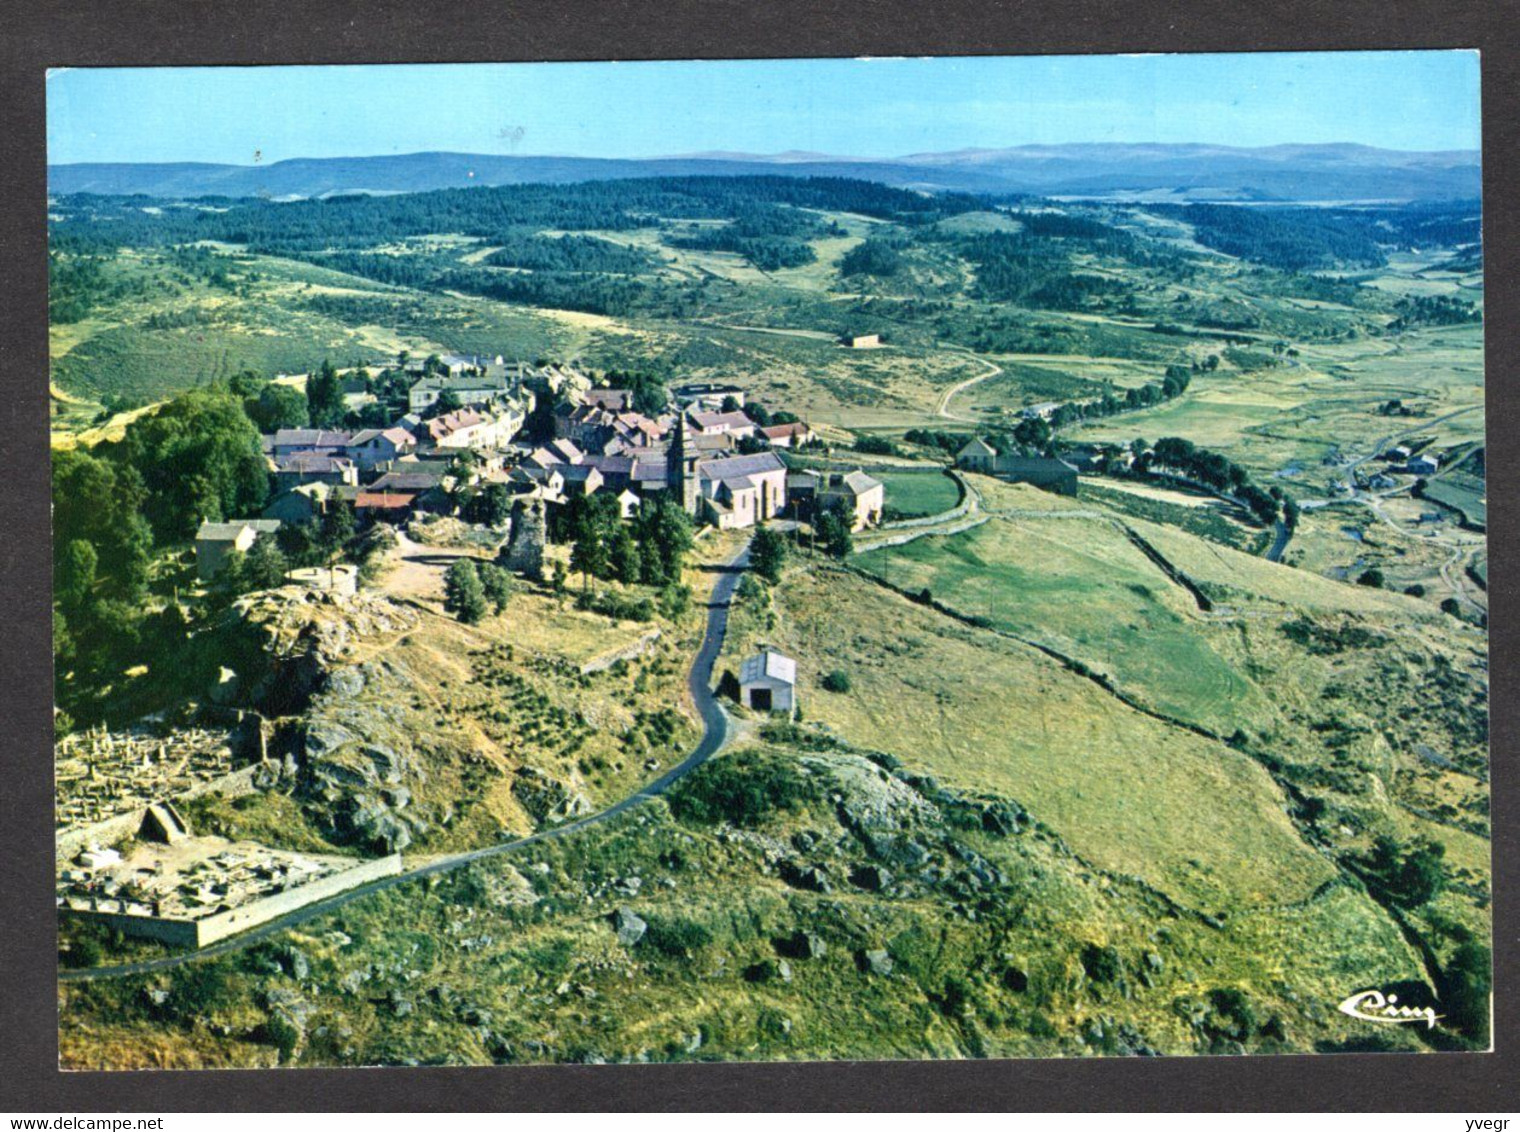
<box><xmin>48</xmin><ymin>176</ymin><xmax>983</xmax><ymax>257</ymax></box>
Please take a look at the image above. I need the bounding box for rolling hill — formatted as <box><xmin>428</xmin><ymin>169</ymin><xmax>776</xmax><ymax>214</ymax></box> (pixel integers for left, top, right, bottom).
<box><xmin>48</xmin><ymin>142</ymin><xmax>1481</xmax><ymax>203</ymax></box>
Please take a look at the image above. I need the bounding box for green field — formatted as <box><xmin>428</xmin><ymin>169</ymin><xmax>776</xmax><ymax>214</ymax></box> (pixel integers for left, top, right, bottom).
<box><xmin>876</xmin><ymin>470</ymin><xmax>963</xmax><ymax>518</ymax></box>
<box><xmin>855</xmin><ymin>513</ymin><xmax>1269</xmax><ymax>734</ymax></box>
<box><xmin>1422</xmin><ymin>477</ymin><xmax>1487</xmax><ymax>528</ymax></box>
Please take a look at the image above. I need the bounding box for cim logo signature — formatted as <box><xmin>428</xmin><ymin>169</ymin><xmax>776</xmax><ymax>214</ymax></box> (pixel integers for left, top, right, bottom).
<box><xmin>1337</xmin><ymin>988</ymin><xmax>1441</xmax><ymax>1029</ymax></box>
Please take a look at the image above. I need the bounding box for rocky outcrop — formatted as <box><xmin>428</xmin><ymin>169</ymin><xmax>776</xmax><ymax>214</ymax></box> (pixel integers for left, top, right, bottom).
<box><xmin>289</xmin><ymin>655</ymin><xmax>440</xmax><ymax>854</ymax></box>
<box><xmin>229</xmin><ymin>587</ymin><xmax>420</xmax><ymax>716</ymax></box>
<box><xmin>804</xmin><ymin>753</ymin><xmax>942</xmax><ymax>834</ymax></box>
<box><xmin>611</xmin><ymin>906</ymin><xmax>647</xmax><ymax>947</ymax></box>
<box><xmin>511</xmin><ymin>765</ymin><xmax>591</xmax><ymax>825</ymax></box>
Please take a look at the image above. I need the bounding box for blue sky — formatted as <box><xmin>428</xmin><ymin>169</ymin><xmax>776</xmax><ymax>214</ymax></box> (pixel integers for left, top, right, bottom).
<box><xmin>46</xmin><ymin>51</ymin><xmax>1481</xmax><ymax>165</ymax></box>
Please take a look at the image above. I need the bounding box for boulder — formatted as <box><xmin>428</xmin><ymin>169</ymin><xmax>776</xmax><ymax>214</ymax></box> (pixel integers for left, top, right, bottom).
<box><xmin>777</xmin><ymin>931</ymin><xmax>828</xmax><ymax>960</ymax></box>
<box><xmin>862</xmin><ymin>949</ymin><xmax>894</xmax><ymax>977</ymax></box>
<box><xmin>611</xmin><ymin>906</ymin><xmax>647</xmax><ymax>948</ymax></box>
<box><xmin>850</xmin><ymin>864</ymin><xmax>893</xmax><ymax>891</ymax></box>
<box><xmin>328</xmin><ymin>668</ymin><xmax>366</xmax><ymax>699</ymax></box>
<box><xmin>284</xmin><ymin>946</ymin><xmax>311</xmax><ymax>981</ymax></box>
<box><xmin>779</xmin><ymin>860</ymin><xmax>833</xmax><ymax>893</ymax></box>
<box><xmin>303</xmin><ymin>720</ymin><xmax>357</xmax><ymax>759</ymax></box>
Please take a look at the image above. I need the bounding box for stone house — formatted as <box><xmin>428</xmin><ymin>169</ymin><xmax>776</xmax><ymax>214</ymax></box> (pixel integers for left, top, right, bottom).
<box><xmin>955</xmin><ymin>437</ymin><xmax>998</xmax><ymax>473</ymax></box>
<box><xmin>195</xmin><ymin>519</ymin><xmax>282</xmax><ymax>580</ymax></box>
<box><xmin>348</xmin><ymin>426</ymin><xmax>418</xmax><ymax>470</ymax></box>
<box><xmin>818</xmin><ymin>470</ymin><xmax>886</xmax><ymax>531</ymax></box>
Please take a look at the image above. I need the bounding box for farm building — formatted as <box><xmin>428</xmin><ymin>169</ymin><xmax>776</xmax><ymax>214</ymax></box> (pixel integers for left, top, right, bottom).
<box><xmin>271</xmin><ymin>451</ymin><xmax>359</xmax><ymax>490</ymax></box>
<box><xmin>407</xmin><ymin>370</ymin><xmax>515</xmax><ymax>412</ymax></box>
<box><xmin>1407</xmin><ymin>454</ymin><xmax>1441</xmax><ymax>476</ymax></box>
<box><xmin>348</xmin><ymin>426</ymin><xmax>418</xmax><ymax>469</ymax></box>
<box><xmin>195</xmin><ymin>519</ymin><xmax>282</xmax><ymax>580</ymax></box>
<box><xmin>689</xmin><ymin>409</ymin><xmax>757</xmax><ymax>439</ymax></box>
<box><xmin>354</xmin><ymin>491</ymin><xmax>419</xmax><ymax>523</ymax></box>
<box><xmin>786</xmin><ymin>470</ymin><xmax>821</xmax><ymax>515</ymax></box>
<box><xmin>841</xmin><ymin>333</ymin><xmax>880</xmax><ymax>349</ymax></box>
<box><xmin>263</xmin><ymin>482</ymin><xmax>341</xmax><ymax>526</ymax></box>
<box><xmin>269</xmin><ymin>429</ymin><xmax>352</xmax><ymax>459</ymax></box>
<box><xmin>993</xmin><ymin>456</ymin><xmax>1079</xmax><ymax>496</ymax></box>
<box><xmin>759</xmin><ymin>421</ymin><xmax>815</xmax><ymax>448</ymax></box>
<box><xmin>957</xmin><ymin>439</ymin><xmax>1079</xmax><ymax>495</ymax></box>
<box><xmin>956</xmin><ymin>437</ymin><xmax>998</xmax><ymax>473</ymax></box>
<box><xmin>1020</xmin><ymin>402</ymin><xmax>1062</xmax><ymax>421</ymax></box>
<box><xmin>738</xmin><ymin>648</ymin><xmax>797</xmax><ymax>713</ymax></box>
<box><xmin>818</xmin><ymin>470</ymin><xmax>886</xmax><ymax>530</ymax></box>
<box><xmin>582</xmin><ymin>388</ymin><xmax>633</xmax><ymax>412</ymax></box>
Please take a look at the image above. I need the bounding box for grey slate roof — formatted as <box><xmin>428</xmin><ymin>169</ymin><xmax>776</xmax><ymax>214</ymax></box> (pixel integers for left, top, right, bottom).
<box><xmin>196</xmin><ymin>519</ymin><xmax>282</xmax><ymax>542</ymax></box>
<box><xmin>697</xmin><ymin>451</ymin><xmax>786</xmax><ymax>481</ymax></box>
<box><xmin>739</xmin><ymin>648</ymin><xmax>796</xmax><ymax>686</ymax></box>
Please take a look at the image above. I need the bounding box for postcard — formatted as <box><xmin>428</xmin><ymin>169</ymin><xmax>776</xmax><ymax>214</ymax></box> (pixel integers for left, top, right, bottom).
<box><xmin>46</xmin><ymin>52</ymin><xmax>1489</xmax><ymax>1070</ymax></box>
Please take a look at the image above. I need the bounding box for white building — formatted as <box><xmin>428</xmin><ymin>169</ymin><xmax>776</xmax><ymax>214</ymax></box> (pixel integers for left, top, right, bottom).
<box><xmin>738</xmin><ymin>648</ymin><xmax>797</xmax><ymax>713</ymax></box>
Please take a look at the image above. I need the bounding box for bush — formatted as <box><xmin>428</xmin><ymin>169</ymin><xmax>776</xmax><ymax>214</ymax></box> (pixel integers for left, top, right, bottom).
<box><xmin>444</xmin><ymin>559</ymin><xmax>487</xmax><ymax>623</ymax></box>
<box><xmin>854</xmin><ymin>435</ymin><xmax>898</xmax><ymax>457</ymax></box>
<box><xmin>750</xmin><ymin>526</ymin><xmax>788</xmax><ymax>585</ymax></box>
<box><xmin>642</xmin><ymin>914</ymin><xmax>714</xmax><ymax>957</ymax></box>
<box><xmin>477</xmin><ymin>562</ymin><xmax>513</xmax><ymax>613</ymax></box>
<box><xmin>820</xmin><ymin>669</ymin><xmax>852</xmax><ymax>694</ymax></box>
<box><xmin>1080</xmin><ymin>943</ymin><xmax>1124</xmax><ymax>984</ymax></box>
<box><xmin>1364</xmin><ymin>834</ymin><xmax>1446</xmax><ymax>907</ymax></box>
<box><xmin>574</xmin><ymin>589</ymin><xmax>655</xmax><ymax>622</ymax></box>
<box><xmin>667</xmin><ymin>749</ymin><xmax>819</xmax><ymax>826</ymax></box>
<box><xmin>62</xmin><ymin>933</ymin><xmax>104</xmax><ymax>969</ymax></box>
<box><xmin>1356</xmin><ymin>568</ymin><xmax>1385</xmax><ymax>588</ymax></box>
<box><xmin>1440</xmin><ymin>941</ymin><xmax>1492</xmax><ymax>1045</ymax></box>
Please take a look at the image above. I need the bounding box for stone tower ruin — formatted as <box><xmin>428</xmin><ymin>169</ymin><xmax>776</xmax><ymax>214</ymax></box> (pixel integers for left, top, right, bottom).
<box><xmin>501</xmin><ymin>496</ymin><xmax>546</xmax><ymax>580</ymax></box>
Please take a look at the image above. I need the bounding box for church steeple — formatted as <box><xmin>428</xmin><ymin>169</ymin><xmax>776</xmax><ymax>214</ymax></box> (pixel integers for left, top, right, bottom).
<box><xmin>668</xmin><ymin>410</ymin><xmax>700</xmax><ymax>514</ymax></box>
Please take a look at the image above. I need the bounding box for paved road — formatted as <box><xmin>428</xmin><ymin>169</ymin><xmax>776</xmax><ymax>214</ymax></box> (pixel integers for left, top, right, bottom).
<box><xmin>1264</xmin><ymin>520</ymin><xmax>1292</xmax><ymax>563</ymax></box>
<box><xmin>59</xmin><ymin>541</ymin><xmax>752</xmax><ymax>984</ymax></box>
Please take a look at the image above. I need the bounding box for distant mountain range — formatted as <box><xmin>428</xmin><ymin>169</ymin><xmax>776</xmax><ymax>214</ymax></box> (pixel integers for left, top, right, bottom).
<box><xmin>48</xmin><ymin>142</ymin><xmax>1481</xmax><ymax>203</ymax></box>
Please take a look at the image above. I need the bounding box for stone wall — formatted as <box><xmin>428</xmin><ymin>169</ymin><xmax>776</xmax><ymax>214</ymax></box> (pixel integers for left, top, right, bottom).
<box><xmin>194</xmin><ymin>852</ymin><xmax>403</xmax><ymax>946</ymax></box>
<box><xmin>62</xmin><ymin>853</ymin><xmax>403</xmax><ymax>949</ymax></box>
<box><xmin>56</xmin><ymin>762</ymin><xmax>267</xmax><ymax>862</ymax></box>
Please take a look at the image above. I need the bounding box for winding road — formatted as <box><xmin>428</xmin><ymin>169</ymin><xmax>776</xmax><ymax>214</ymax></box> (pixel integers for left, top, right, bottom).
<box><xmin>59</xmin><ymin>540</ymin><xmax>753</xmax><ymax>983</ymax></box>
<box><xmin>935</xmin><ymin>349</ymin><xmax>1004</xmax><ymax>421</ymax></box>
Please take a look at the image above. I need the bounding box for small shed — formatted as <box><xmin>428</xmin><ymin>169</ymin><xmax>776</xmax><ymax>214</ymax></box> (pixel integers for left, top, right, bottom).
<box><xmin>738</xmin><ymin>647</ymin><xmax>797</xmax><ymax>713</ymax></box>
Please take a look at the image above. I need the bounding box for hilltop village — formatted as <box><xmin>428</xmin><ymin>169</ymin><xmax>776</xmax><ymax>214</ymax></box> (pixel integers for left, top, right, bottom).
<box><xmin>54</xmin><ymin>350</ymin><xmax>894</xmax><ymax>954</ymax></box>
<box><xmin>209</xmin><ymin>355</ymin><xmax>883</xmax><ymax>575</ymax></box>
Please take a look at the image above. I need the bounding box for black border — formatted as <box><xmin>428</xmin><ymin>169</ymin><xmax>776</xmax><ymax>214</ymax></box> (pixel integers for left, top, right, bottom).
<box><xmin>2</xmin><ymin>0</ymin><xmax>1516</xmax><ymax>1112</ymax></box>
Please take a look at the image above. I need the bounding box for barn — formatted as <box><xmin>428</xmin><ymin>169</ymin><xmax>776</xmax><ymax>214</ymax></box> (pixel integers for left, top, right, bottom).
<box><xmin>738</xmin><ymin>648</ymin><xmax>797</xmax><ymax>713</ymax></box>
